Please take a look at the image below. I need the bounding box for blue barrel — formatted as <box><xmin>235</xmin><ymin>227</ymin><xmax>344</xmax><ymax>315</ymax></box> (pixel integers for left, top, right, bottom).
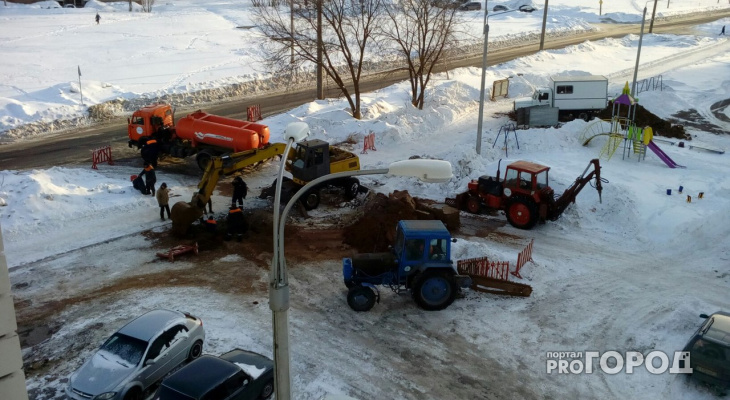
<box><xmin>666</xmin><ymin>189</ymin><xmax>672</xmax><ymax>195</ymax></box>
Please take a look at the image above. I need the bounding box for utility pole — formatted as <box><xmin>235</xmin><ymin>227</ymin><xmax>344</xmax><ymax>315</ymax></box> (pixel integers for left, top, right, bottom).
<box><xmin>539</xmin><ymin>0</ymin><xmax>548</xmax><ymax>51</ymax></box>
<box><xmin>316</xmin><ymin>0</ymin><xmax>324</xmax><ymax>99</ymax></box>
<box><xmin>649</xmin><ymin>0</ymin><xmax>658</xmax><ymax>33</ymax></box>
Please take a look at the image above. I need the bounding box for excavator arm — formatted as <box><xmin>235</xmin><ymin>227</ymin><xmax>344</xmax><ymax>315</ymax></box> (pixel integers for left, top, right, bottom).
<box><xmin>547</xmin><ymin>159</ymin><xmax>603</xmax><ymax>221</ymax></box>
<box><xmin>169</xmin><ymin>143</ymin><xmax>287</xmax><ymax>236</ymax></box>
<box><xmin>196</xmin><ymin>143</ymin><xmax>287</xmax><ymax>205</ymax></box>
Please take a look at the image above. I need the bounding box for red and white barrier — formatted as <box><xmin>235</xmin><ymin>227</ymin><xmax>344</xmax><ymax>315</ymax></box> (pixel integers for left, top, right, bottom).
<box><xmin>361</xmin><ymin>132</ymin><xmax>377</xmax><ymax>154</ymax></box>
<box><xmin>512</xmin><ymin>239</ymin><xmax>534</xmax><ymax>279</ymax></box>
<box><xmin>247</xmin><ymin>104</ymin><xmax>262</xmax><ymax>122</ymax></box>
<box><xmin>91</xmin><ymin>145</ymin><xmax>114</xmax><ymax>169</ymax></box>
<box><xmin>457</xmin><ymin>257</ymin><xmax>510</xmax><ymax>281</ymax></box>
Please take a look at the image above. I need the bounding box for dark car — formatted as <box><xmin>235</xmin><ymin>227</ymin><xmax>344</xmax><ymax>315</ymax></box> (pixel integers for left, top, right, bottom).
<box><xmin>683</xmin><ymin>312</ymin><xmax>730</xmax><ymax>394</ymax></box>
<box><xmin>492</xmin><ymin>4</ymin><xmax>508</xmax><ymax>11</ymax></box>
<box><xmin>458</xmin><ymin>1</ymin><xmax>481</xmax><ymax>11</ymax></box>
<box><xmin>154</xmin><ymin>349</ymin><xmax>274</xmax><ymax>400</ymax></box>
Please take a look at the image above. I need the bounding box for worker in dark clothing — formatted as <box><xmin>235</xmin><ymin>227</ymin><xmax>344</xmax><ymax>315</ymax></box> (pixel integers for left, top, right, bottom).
<box><xmin>131</xmin><ymin>174</ymin><xmax>146</xmax><ymax>194</ymax></box>
<box><xmin>95</xmin><ymin>13</ymin><xmax>101</xmax><ymax>25</ymax></box>
<box><xmin>141</xmin><ymin>139</ymin><xmax>160</xmax><ymax>168</ymax></box>
<box><xmin>139</xmin><ymin>164</ymin><xmax>157</xmax><ymax>195</ymax></box>
<box><xmin>204</xmin><ymin>215</ymin><xmax>217</xmax><ymax>234</ymax></box>
<box><xmin>231</xmin><ymin>176</ymin><xmax>247</xmax><ymax>207</ymax></box>
<box><xmin>225</xmin><ymin>206</ymin><xmax>247</xmax><ymax>242</ymax></box>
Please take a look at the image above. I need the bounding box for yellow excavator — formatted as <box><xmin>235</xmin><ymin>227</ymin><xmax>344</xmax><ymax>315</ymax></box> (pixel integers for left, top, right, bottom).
<box><xmin>169</xmin><ymin>143</ymin><xmax>287</xmax><ymax>236</ymax></box>
<box><xmin>170</xmin><ymin>139</ymin><xmax>362</xmax><ymax>235</ymax></box>
<box><xmin>260</xmin><ymin>138</ymin><xmax>362</xmax><ymax>210</ymax></box>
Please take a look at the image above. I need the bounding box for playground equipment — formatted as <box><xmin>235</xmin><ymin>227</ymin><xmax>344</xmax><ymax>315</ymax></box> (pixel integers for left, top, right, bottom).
<box><xmin>492</xmin><ymin>123</ymin><xmax>519</xmax><ymax>157</ymax></box>
<box><xmin>579</xmin><ymin>87</ymin><xmax>686</xmax><ymax>168</ymax></box>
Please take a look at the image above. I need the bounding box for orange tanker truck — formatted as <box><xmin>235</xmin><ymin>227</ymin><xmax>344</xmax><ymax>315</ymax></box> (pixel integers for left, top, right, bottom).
<box><xmin>127</xmin><ymin>104</ymin><xmax>273</xmax><ymax>169</ymax></box>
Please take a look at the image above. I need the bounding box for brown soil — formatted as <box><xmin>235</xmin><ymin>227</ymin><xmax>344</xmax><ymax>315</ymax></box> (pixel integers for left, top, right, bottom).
<box><xmin>596</xmin><ymin>102</ymin><xmax>691</xmax><ymax>140</ymax></box>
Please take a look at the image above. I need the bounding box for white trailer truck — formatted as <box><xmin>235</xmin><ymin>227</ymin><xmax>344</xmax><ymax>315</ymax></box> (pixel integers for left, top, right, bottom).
<box><xmin>514</xmin><ymin>75</ymin><xmax>609</xmax><ymax>125</ymax></box>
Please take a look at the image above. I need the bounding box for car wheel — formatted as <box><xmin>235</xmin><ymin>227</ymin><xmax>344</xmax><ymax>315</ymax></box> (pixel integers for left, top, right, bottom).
<box><xmin>258</xmin><ymin>380</ymin><xmax>274</xmax><ymax>399</ymax></box>
<box><xmin>188</xmin><ymin>340</ymin><xmax>203</xmax><ymax>361</ymax></box>
<box><xmin>347</xmin><ymin>286</ymin><xmax>376</xmax><ymax>312</ymax></box>
<box><xmin>123</xmin><ymin>388</ymin><xmax>142</xmax><ymax>400</ymax></box>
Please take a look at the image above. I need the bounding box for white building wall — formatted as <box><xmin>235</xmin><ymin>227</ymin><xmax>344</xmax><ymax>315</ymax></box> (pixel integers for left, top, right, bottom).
<box><xmin>0</xmin><ymin>225</ymin><xmax>29</xmax><ymax>400</ymax></box>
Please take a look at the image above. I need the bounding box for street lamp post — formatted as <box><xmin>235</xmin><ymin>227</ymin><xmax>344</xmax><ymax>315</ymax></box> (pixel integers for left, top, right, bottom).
<box><xmin>476</xmin><ymin>3</ymin><xmax>536</xmax><ymax>155</ymax></box>
<box><xmin>270</xmin><ymin>122</ymin><xmax>311</xmax><ymax>400</ymax></box>
<box><xmin>271</xmin><ymin>152</ymin><xmax>453</xmax><ymax>400</ymax></box>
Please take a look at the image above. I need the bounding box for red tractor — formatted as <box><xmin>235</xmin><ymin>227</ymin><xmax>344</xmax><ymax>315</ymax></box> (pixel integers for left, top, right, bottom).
<box><xmin>447</xmin><ymin>159</ymin><xmax>604</xmax><ymax>229</ymax></box>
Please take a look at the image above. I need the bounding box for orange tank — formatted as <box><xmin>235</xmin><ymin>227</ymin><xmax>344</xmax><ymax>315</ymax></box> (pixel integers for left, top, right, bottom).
<box><xmin>174</xmin><ymin>111</ymin><xmax>270</xmax><ymax>152</ymax></box>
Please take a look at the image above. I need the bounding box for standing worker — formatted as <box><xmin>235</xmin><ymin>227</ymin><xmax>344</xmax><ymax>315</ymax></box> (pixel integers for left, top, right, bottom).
<box><xmin>231</xmin><ymin>176</ymin><xmax>247</xmax><ymax>207</ymax></box>
<box><xmin>225</xmin><ymin>206</ymin><xmax>247</xmax><ymax>242</ymax></box>
<box><xmin>139</xmin><ymin>163</ymin><xmax>157</xmax><ymax>196</ymax></box>
<box><xmin>95</xmin><ymin>13</ymin><xmax>101</xmax><ymax>25</ymax></box>
<box><xmin>721</xmin><ymin>25</ymin><xmax>726</xmax><ymax>36</ymax></box>
<box><xmin>156</xmin><ymin>183</ymin><xmax>171</xmax><ymax>221</ymax></box>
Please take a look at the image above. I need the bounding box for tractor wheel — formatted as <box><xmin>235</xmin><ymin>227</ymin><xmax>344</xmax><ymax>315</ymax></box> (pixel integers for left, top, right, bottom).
<box><xmin>343</xmin><ymin>178</ymin><xmax>360</xmax><ymax>200</ymax></box>
<box><xmin>412</xmin><ymin>270</ymin><xmax>458</xmax><ymax>311</ymax></box>
<box><xmin>466</xmin><ymin>195</ymin><xmax>481</xmax><ymax>214</ymax></box>
<box><xmin>300</xmin><ymin>189</ymin><xmax>320</xmax><ymax>210</ymax></box>
<box><xmin>195</xmin><ymin>150</ymin><xmax>214</xmax><ymax>171</ymax></box>
<box><xmin>347</xmin><ymin>286</ymin><xmax>376</xmax><ymax>312</ymax></box>
<box><xmin>506</xmin><ymin>196</ymin><xmax>539</xmax><ymax>230</ymax></box>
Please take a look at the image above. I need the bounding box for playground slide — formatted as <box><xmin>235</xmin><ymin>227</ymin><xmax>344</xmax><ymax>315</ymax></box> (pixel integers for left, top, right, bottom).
<box><xmin>647</xmin><ymin>141</ymin><xmax>686</xmax><ymax>169</ymax></box>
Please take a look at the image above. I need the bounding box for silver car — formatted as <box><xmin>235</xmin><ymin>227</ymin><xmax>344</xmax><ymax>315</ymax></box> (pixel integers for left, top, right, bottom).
<box><xmin>66</xmin><ymin>309</ymin><xmax>205</xmax><ymax>400</ymax></box>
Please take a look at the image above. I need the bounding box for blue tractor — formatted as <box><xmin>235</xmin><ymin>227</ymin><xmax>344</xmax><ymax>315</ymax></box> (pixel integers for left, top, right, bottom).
<box><xmin>342</xmin><ymin>220</ymin><xmax>471</xmax><ymax>311</ymax></box>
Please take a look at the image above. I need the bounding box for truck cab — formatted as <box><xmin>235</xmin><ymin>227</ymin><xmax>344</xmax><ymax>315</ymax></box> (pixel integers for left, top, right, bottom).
<box><xmin>128</xmin><ymin>104</ymin><xmax>174</xmax><ymax>148</ymax></box>
<box><xmin>343</xmin><ymin>220</ymin><xmax>470</xmax><ymax>312</ymax></box>
<box><xmin>513</xmin><ymin>88</ymin><xmax>552</xmax><ymax>110</ymax></box>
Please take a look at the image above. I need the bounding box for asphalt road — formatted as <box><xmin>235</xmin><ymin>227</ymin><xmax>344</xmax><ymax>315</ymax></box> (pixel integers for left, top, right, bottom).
<box><xmin>1</xmin><ymin>11</ymin><xmax>728</xmax><ymax>171</ymax></box>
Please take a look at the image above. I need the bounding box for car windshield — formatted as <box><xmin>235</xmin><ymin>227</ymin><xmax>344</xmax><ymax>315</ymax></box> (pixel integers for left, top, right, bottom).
<box><xmin>101</xmin><ymin>333</ymin><xmax>147</xmax><ymax>366</ymax></box>
<box><xmin>692</xmin><ymin>338</ymin><xmax>730</xmax><ymax>361</ymax></box>
<box><xmin>156</xmin><ymin>385</ymin><xmax>196</xmax><ymax>400</ymax></box>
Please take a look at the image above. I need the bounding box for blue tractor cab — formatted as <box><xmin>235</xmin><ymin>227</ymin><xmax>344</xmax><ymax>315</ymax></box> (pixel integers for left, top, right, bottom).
<box><xmin>343</xmin><ymin>220</ymin><xmax>470</xmax><ymax>311</ymax></box>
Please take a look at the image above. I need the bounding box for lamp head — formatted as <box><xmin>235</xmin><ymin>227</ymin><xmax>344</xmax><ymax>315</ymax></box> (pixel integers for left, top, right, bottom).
<box><xmin>386</xmin><ymin>159</ymin><xmax>453</xmax><ymax>183</ymax></box>
<box><xmin>285</xmin><ymin>122</ymin><xmax>310</xmax><ymax>143</ymax></box>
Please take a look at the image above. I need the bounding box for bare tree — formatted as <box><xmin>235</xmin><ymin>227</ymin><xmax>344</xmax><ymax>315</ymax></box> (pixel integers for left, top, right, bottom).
<box><xmin>253</xmin><ymin>0</ymin><xmax>384</xmax><ymax>119</ymax></box>
<box><xmin>381</xmin><ymin>0</ymin><xmax>458</xmax><ymax>109</ymax></box>
<box><xmin>141</xmin><ymin>0</ymin><xmax>155</xmax><ymax>12</ymax></box>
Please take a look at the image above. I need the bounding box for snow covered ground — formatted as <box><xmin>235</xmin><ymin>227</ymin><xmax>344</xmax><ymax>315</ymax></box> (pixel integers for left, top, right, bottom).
<box><xmin>2</xmin><ymin>1</ymin><xmax>730</xmax><ymax>399</ymax></box>
<box><xmin>1</xmin><ymin>0</ymin><xmax>729</xmax><ymax>135</ymax></box>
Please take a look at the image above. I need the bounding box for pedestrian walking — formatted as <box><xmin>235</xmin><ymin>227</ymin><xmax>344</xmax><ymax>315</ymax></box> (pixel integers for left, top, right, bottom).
<box><xmin>231</xmin><ymin>176</ymin><xmax>247</xmax><ymax>207</ymax></box>
<box><xmin>721</xmin><ymin>25</ymin><xmax>726</xmax><ymax>36</ymax></box>
<box><xmin>139</xmin><ymin>163</ymin><xmax>157</xmax><ymax>195</ymax></box>
<box><xmin>156</xmin><ymin>183</ymin><xmax>171</xmax><ymax>221</ymax></box>
<box><xmin>95</xmin><ymin>13</ymin><xmax>101</xmax><ymax>25</ymax></box>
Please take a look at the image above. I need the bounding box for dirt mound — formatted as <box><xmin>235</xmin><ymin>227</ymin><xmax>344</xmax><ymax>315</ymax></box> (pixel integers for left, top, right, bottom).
<box><xmin>597</xmin><ymin>102</ymin><xmax>690</xmax><ymax>140</ymax></box>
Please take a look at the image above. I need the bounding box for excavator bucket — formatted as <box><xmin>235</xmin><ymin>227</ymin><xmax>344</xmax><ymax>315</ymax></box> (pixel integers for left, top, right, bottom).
<box><xmin>170</xmin><ymin>201</ymin><xmax>205</xmax><ymax>237</ymax></box>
